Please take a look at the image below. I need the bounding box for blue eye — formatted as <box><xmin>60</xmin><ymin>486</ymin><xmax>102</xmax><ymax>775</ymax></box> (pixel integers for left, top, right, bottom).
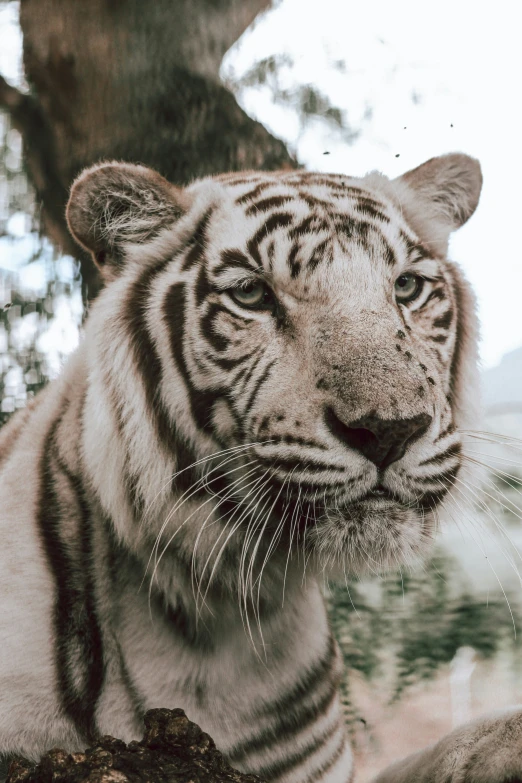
<box><xmin>230</xmin><ymin>282</ymin><xmax>273</xmax><ymax>309</ymax></box>
<box><xmin>395</xmin><ymin>273</ymin><xmax>423</xmax><ymax>303</ymax></box>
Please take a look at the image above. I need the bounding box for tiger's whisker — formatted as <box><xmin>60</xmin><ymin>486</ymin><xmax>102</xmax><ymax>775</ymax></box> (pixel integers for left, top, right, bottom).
<box><xmin>438</xmin><ymin>479</ymin><xmax>518</xmax><ymax>637</ymax></box>
<box><xmin>192</xmin><ymin>468</ymin><xmax>269</xmax><ymax>615</ymax></box>
<box><xmin>144</xmin><ymin>441</ymin><xmax>272</xmax><ymax>515</ymax></box>
<box><xmin>148</xmin><ymin>463</ymin><xmax>260</xmax><ymax>607</ymax></box>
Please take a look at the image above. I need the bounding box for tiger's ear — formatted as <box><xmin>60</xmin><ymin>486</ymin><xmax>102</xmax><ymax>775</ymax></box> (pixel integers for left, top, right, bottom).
<box><xmin>66</xmin><ymin>162</ymin><xmax>187</xmax><ymax>280</ymax></box>
<box><xmin>392</xmin><ymin>154</ymin><xmax>482</xmax><ymax>255</ymax></box>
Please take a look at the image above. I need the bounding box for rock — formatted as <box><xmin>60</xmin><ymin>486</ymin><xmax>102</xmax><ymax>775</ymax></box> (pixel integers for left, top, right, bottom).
<box><xmin>6</xmin><ymin>709</ymin><xmax>264</xmax><ymax>783</ymax></box>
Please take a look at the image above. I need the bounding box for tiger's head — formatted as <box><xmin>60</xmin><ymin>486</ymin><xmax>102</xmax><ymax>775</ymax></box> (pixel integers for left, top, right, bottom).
<box><xmin>67</xmin><ymin>154</ymin><xmax>482</xmax><ymax>584</ymax></box>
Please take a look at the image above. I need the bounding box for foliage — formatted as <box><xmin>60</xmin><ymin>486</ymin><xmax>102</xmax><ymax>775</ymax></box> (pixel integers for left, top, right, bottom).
<box><xmin>223</xmin><ymin>53</ymin><xmax>362</xmax><ymax>146</ymax></box>
<box><xmin>0</xmin><ymin>111</ymin><xmax>82</xmax><ymax>424</ymax></box>
<box><xmin>327</xmin><ymin>545</ymin><xmax>522</xmax><ymax>726</ymax></box>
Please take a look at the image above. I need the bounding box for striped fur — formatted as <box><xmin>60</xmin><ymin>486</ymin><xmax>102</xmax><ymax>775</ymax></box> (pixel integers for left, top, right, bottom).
<box><xmin>0</xmin><ymin>155</ymin><xmax>493</xmax><ymax>782</ymax></box>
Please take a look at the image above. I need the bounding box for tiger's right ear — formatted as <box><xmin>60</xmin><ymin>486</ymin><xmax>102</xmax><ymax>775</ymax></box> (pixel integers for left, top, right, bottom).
<box><xmin>66</xmin><ymin>162</ymin><xmax>187</xmax><ymax>280</ymax></box>
<box><xmin>391</xmin><ymin>154</ymin><xmax>482</xmax><ymax>256</ymax></box>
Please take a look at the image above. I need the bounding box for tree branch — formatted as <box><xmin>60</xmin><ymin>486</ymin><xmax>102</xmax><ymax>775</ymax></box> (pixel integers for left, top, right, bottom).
<box><xmin>8</xmin><ymin>0</ymin><xmax>294</xmax><ymax>303</ymax></box>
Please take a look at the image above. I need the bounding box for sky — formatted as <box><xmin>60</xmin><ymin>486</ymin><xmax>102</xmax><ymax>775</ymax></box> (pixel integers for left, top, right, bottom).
<box><xmin>222</xmin><ymin>0</ymin><xmax>522</xmax><ymax>369</ymax></box>
<box><xmin>1</xmin><ymin>0</ymin><xmax>522</xmax><ymax>369</ymax></box>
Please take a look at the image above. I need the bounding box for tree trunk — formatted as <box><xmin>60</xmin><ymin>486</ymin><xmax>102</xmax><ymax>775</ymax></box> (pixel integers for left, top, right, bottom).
<box><xmin>0</xmin><ymin>0</ymin><xmax>294</xmax><ymax>300</ymax></box>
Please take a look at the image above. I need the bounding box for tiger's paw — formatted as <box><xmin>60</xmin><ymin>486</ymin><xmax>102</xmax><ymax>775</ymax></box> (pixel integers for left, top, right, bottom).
<box><xmin>373</xmin><ymin>707</ymin><xmax>522</xmax><ymax>783</ymax></box>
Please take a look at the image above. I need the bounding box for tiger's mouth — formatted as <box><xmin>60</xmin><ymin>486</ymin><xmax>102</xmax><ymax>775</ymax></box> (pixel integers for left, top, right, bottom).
<box><xmin>201</xmin><ymin>466</ymin><xmax>440</xmax><ymax>575</ymax></box>
<box><xmin>362</xmin><ymin>485</ymin><xmax>398</xmax><ymax>503</ymax></box>
<box><xmin>203</xmin><ymin>459</ymin><xmax>449</xmax><ymax>526</ymax></box>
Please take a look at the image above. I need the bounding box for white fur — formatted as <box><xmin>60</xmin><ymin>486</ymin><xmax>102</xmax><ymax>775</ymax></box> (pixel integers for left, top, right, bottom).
<box><xmin>2</xmin><ymin>156</ymin><xmax>519</xmax><ymax>783</ymax></box>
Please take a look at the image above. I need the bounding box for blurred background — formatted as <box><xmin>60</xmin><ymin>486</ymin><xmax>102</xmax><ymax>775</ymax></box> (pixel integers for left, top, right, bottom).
<box><xmin>0</xmin><ymin>1</ymin><xmax>521</xmax><ymax>779</ymax></box>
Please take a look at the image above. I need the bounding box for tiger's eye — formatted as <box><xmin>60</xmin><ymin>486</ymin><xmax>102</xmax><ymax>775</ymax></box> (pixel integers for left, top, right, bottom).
<box><xmin>394</xmin><ymin>273</ymin><xmax>423</xmax><ymax>303</ymax></box>
<box><xmin>230</xmin><ymin>281</ymin><xmax>272</xmax><ymax>309</ymax></box>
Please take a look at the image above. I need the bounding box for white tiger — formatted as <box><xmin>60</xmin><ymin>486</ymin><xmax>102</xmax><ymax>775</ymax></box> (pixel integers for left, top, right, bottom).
<box><xmin>0</xmin><ymin>153</ymin><xmax>521</xmax><ymax>783</ymax></box>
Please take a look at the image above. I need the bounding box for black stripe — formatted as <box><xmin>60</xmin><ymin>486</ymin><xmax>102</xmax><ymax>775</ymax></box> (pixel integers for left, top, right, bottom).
<box><xmin>243</xmin><ymin>359</ymin><xmax>277</xmax><ymax>414</ymax></box>
<box><xmin>423</xmin><ymin>287</ymin><xmax>446</xmax><ymax>305</ymax></box>
<box><xmin>180</xmin><ymin>210</ymin><xmax>213</xmax><ymax>271</ymax></box>
<box><xmin>334</xmin><ymin>216</ymin><xmax>376</xmax><ymax>247</ymax></box>
<box><xmin>259</xmin><ymin>434</ymin><xmax>328</xmax><ymax>450</ymax></box>
<box><xmin>209</xmin><ymin>352</ymin><xmax>252</xmax><ymax>371</ymax></box>
<box><xmin>417</xmin><ymin>481</ymin><xmax>455</xmax><ymax>510</ymax></box>
<box><xmin>236</xmin><ymin>182</ymin><xmax>274</xmax><ymax>204</ymax></box>
<box><xmin>200</xmin><ymin>303</ymin><xmax>230</xmax><ymax>352</ymax></box>
<box><xmin>218</xmin><ymin>175</ymin><xmax>263</xmax><ymax>185</ymax></box>
<box><xmin>153</xmin><ymin>590</ymin><xmax>214</xmax><ymax>653</ymax></box>
<box><xmin>267</xmin><ymin>475</ymin><xmax>351</xmax><ymax>497</ymax></box>
<box><xmin>253</xmin><ymin>723</ymin><xmax>343</xmax><ymax>781</ymax></box>
<box><xmin>245</xmin><ymin>195</ymin><xmax>291</xmax><ymax>215</ymax></box>
<box><xmin>247</xmin><ymin>212</ymin><xmax>294</xmax><ymax>266</ymax></box>
<box><xmin>256</xmin><ymin>635</ymin><xmax>338</xmax><ymax>717</ymax></box>
<box><xmin>37</xmin><ymin>416</ymin><xmax>105</xmax><ymax>741</ymax></box>
<box><xmin>267</xmin><ymin>238</ymin><xmax>276</xmax><ymax>272</ymax></box>
<box><xmin>290</xmin><ymin>215</ymin><xmax>329</xmax><ymax>239</ymax></box>
<box><xmin>234</xmin><ymin>351</ymin><xmax>264</xmax><ymax>397</ymax></box>
<box><xmin>416</xmin><ymin>465</ymin><xmax>460</xmax><ymax>488</ymax></box>
<box><xmin>419</xmin><ymin>442</ymin><xmax>461</xmax><ymax>466</ymax></box>
<box><xmin>298</xmin><ymin>192</ymin><xmax>331</xmax><ymax>209</ymax></box>
<box><xmin>288</xmin><ymin>243</ymin><xmax>301</xmax><ymax>278</ymax></box>
<box><xmin>256</xmin><ymin>455</ymin><xmax>347</xmax><ymax>475</ymax></box>
<box><xmin>429</xmin><ymin>333</ymin><xmax>449</xmax><ymax>344</ymax></box>
<box><xmin>163</xmin><ymin>282</ymin><xmax>218</xmax><ymax>433</ymax></box>
<box><xmin>400</xmin><ymin>231</ymin><xmax>432</xmax><ymax>261</ymax></box>
<box><xmin>194</xmin><ymin>261</ymin><xmax>212</xmax><ymax>306</ymax></box>
<box><xmin>100</xmin><ymin>519</ymin><xmax>146</xmax><ymax>721</ymax></box>
<box><xmin>124</xmin><ymin>262</ymin><xmax>200</xmax><ymax>494</ymax></box>
<box><xmin>229</xmin><ymin>681</ymin><xmax>338</xmax><ymax>762</ymax></box>
<box><xmin>216</xmin><ymin>174</ymin><xmax>263</xmax><ymax>184</ymax></box>
<box><xmin>295</xmin><ymin>175</ymin><xmax>352</xmax><ymax>192</ymax></box>
<box><xmin>125</xmin><ymin>259</ymin><xmax>198</xmax><ymax>461</ymax></box>
<box><xmin>433</xmin><ymin>464</ymin><xmax>460</xmax><ymax>485</ymax></box>
<box><xmin>214</xmin><ymin>248</ymin><xmax>256</xmax><ymax>276</ymax></box>
<box><xmin>308</xmin><ymin>239</ymin><xmax>331</xmax><ymax>272</ymax></box>
<box><xmin>382</xmin><ymin>237</ymin><xmax>397</xmax><ymax>266</ymax></box>
<box><xmin>355</xmin><ymin>200</ymin><xmax>390</xmax><ymax>224</ymax></box>
<box><xmin>435</xmin><ymin>422</ymin><xmax>455</xmax><ymax>442</ymax></box>
<box><xmin>433</xmin><ymin>309</ymin><xmax>453</xmax><ymax>329</ymax></box>
<box><xmin>303</xmin><ymin>737</ymin><xmax>347</xmax><ymax>783</ymax></box>
<box><xmin>234</xmin><ymin>353</ymin><xmax>262</xmax><ymax>391</ymax></box>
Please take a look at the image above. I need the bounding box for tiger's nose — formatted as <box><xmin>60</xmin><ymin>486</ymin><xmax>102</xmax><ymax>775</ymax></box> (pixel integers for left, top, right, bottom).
<box><xmin>324</xmin><ymin>408</ymin><xmax>432</xmax><ymax>469</ymax></box>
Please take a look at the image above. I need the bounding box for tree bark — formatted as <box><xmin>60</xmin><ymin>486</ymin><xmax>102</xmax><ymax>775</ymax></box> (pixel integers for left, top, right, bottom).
<box><xmin>1</xmin><ymin>0</ymin><xmax>294</xmax><ymax>301</ymax></box>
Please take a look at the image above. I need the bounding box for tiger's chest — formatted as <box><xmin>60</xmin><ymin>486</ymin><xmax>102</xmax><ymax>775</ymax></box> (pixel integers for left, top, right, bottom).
<box><xmin>84</xmin><ymin>547</ymin><xmax>352</xmax><ymax>781</ymax></box>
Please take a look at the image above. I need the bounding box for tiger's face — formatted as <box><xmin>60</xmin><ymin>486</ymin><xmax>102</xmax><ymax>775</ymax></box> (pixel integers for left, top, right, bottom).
<box><xmin>67</xmin><ymin>155</ymin><xmax>482</xmax><ymax>577</ymax></box>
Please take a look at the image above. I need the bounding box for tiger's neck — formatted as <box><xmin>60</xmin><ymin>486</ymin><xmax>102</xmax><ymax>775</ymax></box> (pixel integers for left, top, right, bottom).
<box><xmin>106</xmin><ymin>520</ymin><xmax>321</xmax><ymax>653</ymax></box>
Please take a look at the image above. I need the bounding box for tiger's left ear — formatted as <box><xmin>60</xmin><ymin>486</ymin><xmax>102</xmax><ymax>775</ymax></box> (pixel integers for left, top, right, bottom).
<box><xmin>392</xmin><ymin>154</ymin><xmax>483</xmax><ymax>255</ymax></box>
<box><xmin>66</xmin><ymin>162</ymin><xmax>187</xmax><ymax>280</ymax></box>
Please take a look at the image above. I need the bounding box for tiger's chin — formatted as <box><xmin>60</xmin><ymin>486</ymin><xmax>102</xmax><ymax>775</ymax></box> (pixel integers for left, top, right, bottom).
<box><xmin>307</xmin><ymin>496</ymin><xmax>437</xmax><ymax>578</ymax></box>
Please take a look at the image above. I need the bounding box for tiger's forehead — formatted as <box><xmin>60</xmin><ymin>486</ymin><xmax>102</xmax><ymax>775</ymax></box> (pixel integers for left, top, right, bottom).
<box><xmin>191</xmin><ymin>171</ymin><xmax>429</xmax><ymax>293</ymax></box>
